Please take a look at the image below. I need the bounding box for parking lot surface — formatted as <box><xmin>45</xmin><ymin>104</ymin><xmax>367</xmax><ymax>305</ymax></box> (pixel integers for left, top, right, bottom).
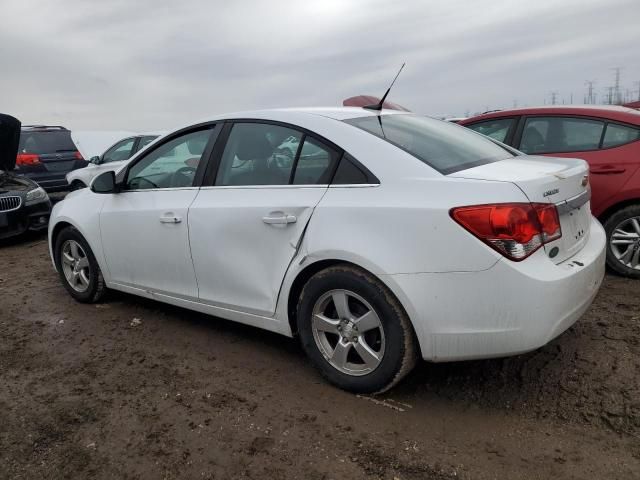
<box><xmin>1</xmin><ymin>233</ymin><xmax>639</xmax><ymax>479</ymax></box>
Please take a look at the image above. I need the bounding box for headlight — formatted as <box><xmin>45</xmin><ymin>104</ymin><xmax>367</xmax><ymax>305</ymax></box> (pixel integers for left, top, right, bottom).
<box><xmin>25</xmin><ymin>186</ymin><xmax>48</xmax><ymax>205</ymax></box>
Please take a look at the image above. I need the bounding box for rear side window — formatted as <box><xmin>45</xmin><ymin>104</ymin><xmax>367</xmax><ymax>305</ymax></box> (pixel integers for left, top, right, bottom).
<box><xmin>292</xmin><ymin>137</ymin><xmax>339</xmax><ymax>185</ymax></box>
<box><xmin>332</xmin><ymin>154</ymin><xmax>370</xmax><ymax>184</ymax></box>
<box><xmin>344</xmin><ymin>114</ymin><xmax>513</xmax><ymax>175</ymax></box>
<box><xmin>215</xmin><ymin>123</ymin><xmax>302</xmax><ymax>186</ymax></box>
<box><xmin>137</xmin><ymin>135</ymin><xmax>158</xmax><ymax>151</ymax></box>
<box><xmin>466</xmin><ymin>118</ymin><xmax>515</xmax><ymax>143</ymax></box>
<box><xmin>519</xmin><ymin>117</ymin><xmax>604</xmax><ymax>154</ymax></box>
<box><xmin>19</xmin><ymin>130</ymin><xmax>76</xmax><ymax>154</ymax></box>
<box><xmin>602</xmin><ymin>123</ymin><xmax>640</xmax><ymax>148</ymax></box>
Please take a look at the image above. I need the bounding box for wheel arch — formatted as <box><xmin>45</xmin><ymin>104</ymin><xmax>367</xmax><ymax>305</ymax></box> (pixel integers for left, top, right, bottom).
<box><xmin>70</xmin><ymin>179</ymin><xmax>87</xmax><ymax>190</ymax></box>
<box><xmin>285</xmin><ymin>258</ymin><xmax>423</xmax><ymax>358</ymax></box>
<box><xmin>598</xmin><ymin>197</ymin><xmax>640</xmax><ymax>225</ymax></box>
<box><xmin>50</xmin><ymin>220</ymin><xmax>75</xmax><ymax>270</ymax></box>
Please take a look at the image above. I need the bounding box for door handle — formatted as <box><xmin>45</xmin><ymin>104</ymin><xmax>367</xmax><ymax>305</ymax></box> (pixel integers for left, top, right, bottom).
<box><xmin>159</xmin><ymin>214</ymin><xmax>182</xmax><ymax>224</ymax></box>
<box><xmin>591</xmin><ymin>165</ymin><xmax>626</xmax><ymax>175</ymax></box>
<box><xmin>262</xmin><ymin>212</ymin><xmax>297</xmax><ymax>225</ymax></box>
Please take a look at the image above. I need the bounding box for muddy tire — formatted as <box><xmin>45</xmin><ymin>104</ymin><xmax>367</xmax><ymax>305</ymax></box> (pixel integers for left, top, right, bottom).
<box><xmin>296</xmin><ymin>264</ymin><xmax>418</xmax><ymax>394</ymax></box>
<box><xmin>603</xmin><ymin>204</ymin><xmax>640</xmax><ymax>279</ymax></box>
<box><xmin>54</xmin><ymin>226</ymin><xmax>107</xmax><ymax>303</ymax></box>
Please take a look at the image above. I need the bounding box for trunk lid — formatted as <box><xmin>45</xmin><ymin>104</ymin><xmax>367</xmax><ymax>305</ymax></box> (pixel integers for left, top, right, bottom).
<box><xmin>0</xmin><ymin>113</ymin><xmax>21</xmax><ymax>171</ymax></box>
<box><xmin>450</xmin><ymin>156</ymin><xmax>591</xmax><ymax>264</ymax></box>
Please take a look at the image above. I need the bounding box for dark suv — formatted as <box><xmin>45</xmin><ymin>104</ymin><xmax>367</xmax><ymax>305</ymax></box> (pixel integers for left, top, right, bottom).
<box><xmin>16</xmin><ymin>125</ymin><xmax>88</xmax><ymax>191</ymax></box>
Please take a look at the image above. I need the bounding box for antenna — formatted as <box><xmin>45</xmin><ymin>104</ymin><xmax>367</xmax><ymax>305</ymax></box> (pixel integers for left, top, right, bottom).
<box><xmin>364</xmin><ymin>63</ymin><xmax>405</xmax><ymax>111</ymax></box>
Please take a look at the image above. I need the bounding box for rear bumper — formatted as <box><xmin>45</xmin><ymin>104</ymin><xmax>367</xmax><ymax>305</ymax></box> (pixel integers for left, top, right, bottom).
<box><xmin>389</xmin><ymin>217</ymin><xmax>606</xmax><ymax>362</ymax></box>
<box><xmin>0</xmin><ymin>200</ymin><xmax>52</xmax><ymax>239</ymax></box>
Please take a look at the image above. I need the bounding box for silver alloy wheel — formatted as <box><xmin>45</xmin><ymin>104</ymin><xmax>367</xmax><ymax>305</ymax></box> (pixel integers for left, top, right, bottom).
<box><xmin>60</xmin><ymin>240</ymin><xmax>91</xmax><ymax>292</ymax></box>
<box><xmin>610</xmin><ymin>216</ymin><xmax>640</xmax><ymax>270</ymax></box>
<box><xmin>311</xmin><ymin>289</ymin><xmax>385</xmax><ymax>376</ymax></box>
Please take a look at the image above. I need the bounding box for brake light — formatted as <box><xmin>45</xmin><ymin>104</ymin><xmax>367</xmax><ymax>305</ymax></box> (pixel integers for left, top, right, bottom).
<box><xmin>74</xmin><ymin>151</ymin><xmax>84</xmax><ymax>161</ymax></box>
<box><xmin>533</xmin><ymin>203</ymin><xmax>562</xmax><ymax>243</ymax></box>
<box><xmin>450</xmin><ymin>203</ymin><xmax>562</xmax><ymax>261</ymax></box>
<box><xmin>16</xmin><ymin>153</ymin><xmax>41</xmax><ymax>166</ymax></box>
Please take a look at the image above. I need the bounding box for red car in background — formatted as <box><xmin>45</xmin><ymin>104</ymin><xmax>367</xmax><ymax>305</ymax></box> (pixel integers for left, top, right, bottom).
<box><xmin>460</xmin><ymin>106</ymin><xmax>640</xmax><ymax>278</ymax></box>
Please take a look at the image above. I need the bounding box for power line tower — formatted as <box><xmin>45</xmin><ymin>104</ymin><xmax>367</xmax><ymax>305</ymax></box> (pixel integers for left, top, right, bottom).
<box><xmin>585</xmin><ymin>80</ymin><xmax>596</xmax><ymax>104</ymax></box>
<box><xmin>605</xmin><ymin>86</ymin><xmax>615</xmax><ymax>105</ymax></box>
<box><xmin>635</xmin><ymin>80</ymin><xmax>640</xmax><ymax>102</ymax></box>
<box><xmin>550</xmin><ymin>91</ymin><xmax>559</xmax><ymax>105</ymax></box>
<box><xmin>612</xmin><ymin>67</ymin><xmax>622</xmax><ymax>104</ymax></box>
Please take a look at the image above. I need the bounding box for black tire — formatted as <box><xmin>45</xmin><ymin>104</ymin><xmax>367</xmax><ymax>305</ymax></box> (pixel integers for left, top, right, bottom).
<box><xmin>603</xmin><ymin>204</ymin><xmax>640</xmax><ymax>279</ymax></box>
<box><xmin>54</xmin><ymin>226</ymin><xmax>107</xmax><ymax>303</ymax></box>
<box><xmin>296</xmin><ymin>265</ymin><xmax>418</xmax><ymax>394</ymax></box>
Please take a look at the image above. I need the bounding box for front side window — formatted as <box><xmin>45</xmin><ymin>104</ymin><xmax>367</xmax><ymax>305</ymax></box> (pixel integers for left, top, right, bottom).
<box><xmin>103</xmin><ymin>138</ymin><xmax>136</xmax><ymax>163</ymax></box>
<box><xmin>602</xmin><ymin>123</ymin><xmax>640</xmax><ymax>148</ymax></box>
<box><xmin>467</xmin><ymin>118</ymin><xmax>515</xmax><ymax>143</ymax></box>
<box><xmin>215</xmin><ymin>123</ymin><xmax>302</xmax><ymax>186</ymax></box>
<box><xmin>344</xmin><ymin>114</ymin><xmax>513</xmax><ymax>174</ymax></box>
<box><xmin>125</xmin><ymin>129</ymin><xmax>213</xmax><ymax>190</ymax></box>
<box><xmin>520</xmin><ymin>117</ymin><xmax>604</xmax><ymax>154</ymax></box>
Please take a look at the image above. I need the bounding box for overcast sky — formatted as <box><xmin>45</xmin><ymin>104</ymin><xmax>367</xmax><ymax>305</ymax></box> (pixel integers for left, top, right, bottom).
<box><xmin>1</xmin><ymin>0</ymin><xmax>639</xmax><ymax>130</ymax></box>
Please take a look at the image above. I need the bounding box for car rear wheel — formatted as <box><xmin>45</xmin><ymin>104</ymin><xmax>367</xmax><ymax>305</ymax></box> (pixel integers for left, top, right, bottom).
<box><xmin>296</xmin><ymin>265</ymin><xmax>418</xmax><ymax>393</ymax></box>
<box><xmin>54</xmin><ymin>226</ymin><xmax>107</xmax><ymax>302</ymax></box>
<box><xmin>604</xmin><ymin>204</ymin><xmax>640</xmax><ymax>279</ymax></box>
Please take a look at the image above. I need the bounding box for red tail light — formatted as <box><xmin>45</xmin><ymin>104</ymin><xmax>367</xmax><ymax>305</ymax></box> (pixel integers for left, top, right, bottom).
<box><xmin>16</xmin><ymin>153</ymin><xmax>41</xmax><ymax>166</ymax></box>
<box><xmin>533</xmin><ymin>203</ymin><xmax>562</xmax><ymax>243</ymax></box>
<box><xmin>74</xmin><ymin>151</ymin><xmax>84</xmax><ymax>161</ymax></box>
<box><xmin>451</xmin><ymin>203</ymin><xmax>562</xmax><ymax>261</ymax></box>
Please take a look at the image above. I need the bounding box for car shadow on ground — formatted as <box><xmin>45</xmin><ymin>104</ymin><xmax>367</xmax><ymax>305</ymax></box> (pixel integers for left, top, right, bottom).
<box><xmin>106</xmin><ymin>273</ymin><xmax>640</xmax><ymax>438</ymax></box>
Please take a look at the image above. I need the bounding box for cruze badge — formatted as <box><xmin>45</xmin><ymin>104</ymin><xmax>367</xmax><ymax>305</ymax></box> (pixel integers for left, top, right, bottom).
<box><xmin>543</xmin><ymin>188</ymin><xmax>559</xmax><ymax>197</ymax></box>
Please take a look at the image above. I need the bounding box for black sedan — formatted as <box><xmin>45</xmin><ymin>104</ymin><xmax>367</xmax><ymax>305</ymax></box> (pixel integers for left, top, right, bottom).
<box><xmin>1</xmin><ymin>113</ymin><xmax>52</xmax><ymax>240</ymax></box>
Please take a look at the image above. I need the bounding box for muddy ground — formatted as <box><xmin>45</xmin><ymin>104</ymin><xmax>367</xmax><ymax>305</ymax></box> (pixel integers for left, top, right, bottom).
<box><xmin>1</xmin><ymin>231</ymin><xmax>639</xmax><ymax>480</ymax></box>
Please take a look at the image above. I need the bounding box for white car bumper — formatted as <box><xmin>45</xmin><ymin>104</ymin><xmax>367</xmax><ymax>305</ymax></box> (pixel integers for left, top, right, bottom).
<box><xmin>389</xmin><ymin>217</ymin><xmax>606</xmax><ymax>362</ymax></box>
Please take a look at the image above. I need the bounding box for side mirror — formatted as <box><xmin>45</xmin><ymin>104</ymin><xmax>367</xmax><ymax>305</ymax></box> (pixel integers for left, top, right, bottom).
<box><xmin>90</xmin><ymin>156</ymin><xmax>102</xmax><ymax>165</ymax></box>
<box><xmin>91</xmin><ymin>171</ymin><xmax>119</xmax><ymax>194</ymax></box>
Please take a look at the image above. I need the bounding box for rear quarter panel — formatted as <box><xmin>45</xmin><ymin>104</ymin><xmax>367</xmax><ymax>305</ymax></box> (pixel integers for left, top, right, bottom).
<box><xmin>304</xmin><ymin>178</ymin><xmax>530</xmax><ymax>275</ymax></box>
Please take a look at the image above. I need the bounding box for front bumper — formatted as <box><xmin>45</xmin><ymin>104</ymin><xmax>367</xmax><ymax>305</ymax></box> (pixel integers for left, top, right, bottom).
<box><xmin>0</xmin><ymin>200</ymin><xmax>52</xmax><ymax>239</ymax></box>
<box><xmin>389</xmin><ymin>217</ymin><xmax>606</xmax><ymax>362</ymax></box>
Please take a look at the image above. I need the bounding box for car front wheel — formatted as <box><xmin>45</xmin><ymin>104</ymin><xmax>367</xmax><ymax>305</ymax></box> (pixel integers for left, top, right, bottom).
<box><xmin>604</xmin><ymin>204</ymin><xmax>640</xmax><ymax>279</ymax></box>
<box><xmin>54</xmin><ymin>226</ymin><xmax>107</xmax><ymax>302</ymax></box>
<box><xmin>297</xmin><ymin>265</ymin><xmax>418</xmax><ymax>393</ymax></box>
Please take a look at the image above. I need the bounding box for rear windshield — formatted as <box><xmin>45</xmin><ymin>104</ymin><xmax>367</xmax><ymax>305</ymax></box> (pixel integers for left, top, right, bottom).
<box><xmin>344</xmin><ymin>114</ymin><xmax>514</xmax><ymax>174</ymax></box>
<box><xmin>18</xmin><ymin>130</ymin><xmax>76</xmax><ymax>154</ymax></box>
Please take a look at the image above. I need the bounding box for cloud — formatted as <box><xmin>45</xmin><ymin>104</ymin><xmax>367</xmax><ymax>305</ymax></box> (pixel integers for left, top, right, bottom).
<box><xmin>1</xmin><ymin>0</ymin><xmax>638</xmax><ymax>129</ymax></box>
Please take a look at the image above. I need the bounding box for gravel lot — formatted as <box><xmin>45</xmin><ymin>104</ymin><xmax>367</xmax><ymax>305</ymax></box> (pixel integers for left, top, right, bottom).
<box><xmin>1</xmin><ymin>231</ymin><xmax>639</xmax><ymax>479</ymax></box>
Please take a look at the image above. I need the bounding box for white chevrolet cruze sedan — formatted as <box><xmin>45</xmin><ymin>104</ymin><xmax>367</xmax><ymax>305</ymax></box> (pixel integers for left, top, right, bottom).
<box><xmin>48</xmin><ymin>107</ymin><xmax>606</xmax><ymax>393</ymax></box>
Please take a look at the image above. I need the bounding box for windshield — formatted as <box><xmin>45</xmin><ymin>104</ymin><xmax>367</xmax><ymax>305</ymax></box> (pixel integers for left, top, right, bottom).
<box><xmin>18</xmin><ymin>130</ymin><xmax>76</xmax><ymax>154</ymax></box>
<box><xmin>344</xmin><ymin>114</ymin><xmax>514</xmax><ymax>174</ymax></box>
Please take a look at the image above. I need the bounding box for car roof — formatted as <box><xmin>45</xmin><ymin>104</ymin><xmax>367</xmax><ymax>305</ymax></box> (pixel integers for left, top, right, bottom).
<box><xmin>195</xmin><ymin>106</ymin><xmax>408</xmax><ymax>124</ymax></box>
<box><xmin>460</xmin><ymin>105</ymin><xmax>640</xmax><ymax>125</ymax></box>
<box><xmin>21</xmin><ymin>125</ymin><xmax>69</xmax><ymax>131</ymax></box>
